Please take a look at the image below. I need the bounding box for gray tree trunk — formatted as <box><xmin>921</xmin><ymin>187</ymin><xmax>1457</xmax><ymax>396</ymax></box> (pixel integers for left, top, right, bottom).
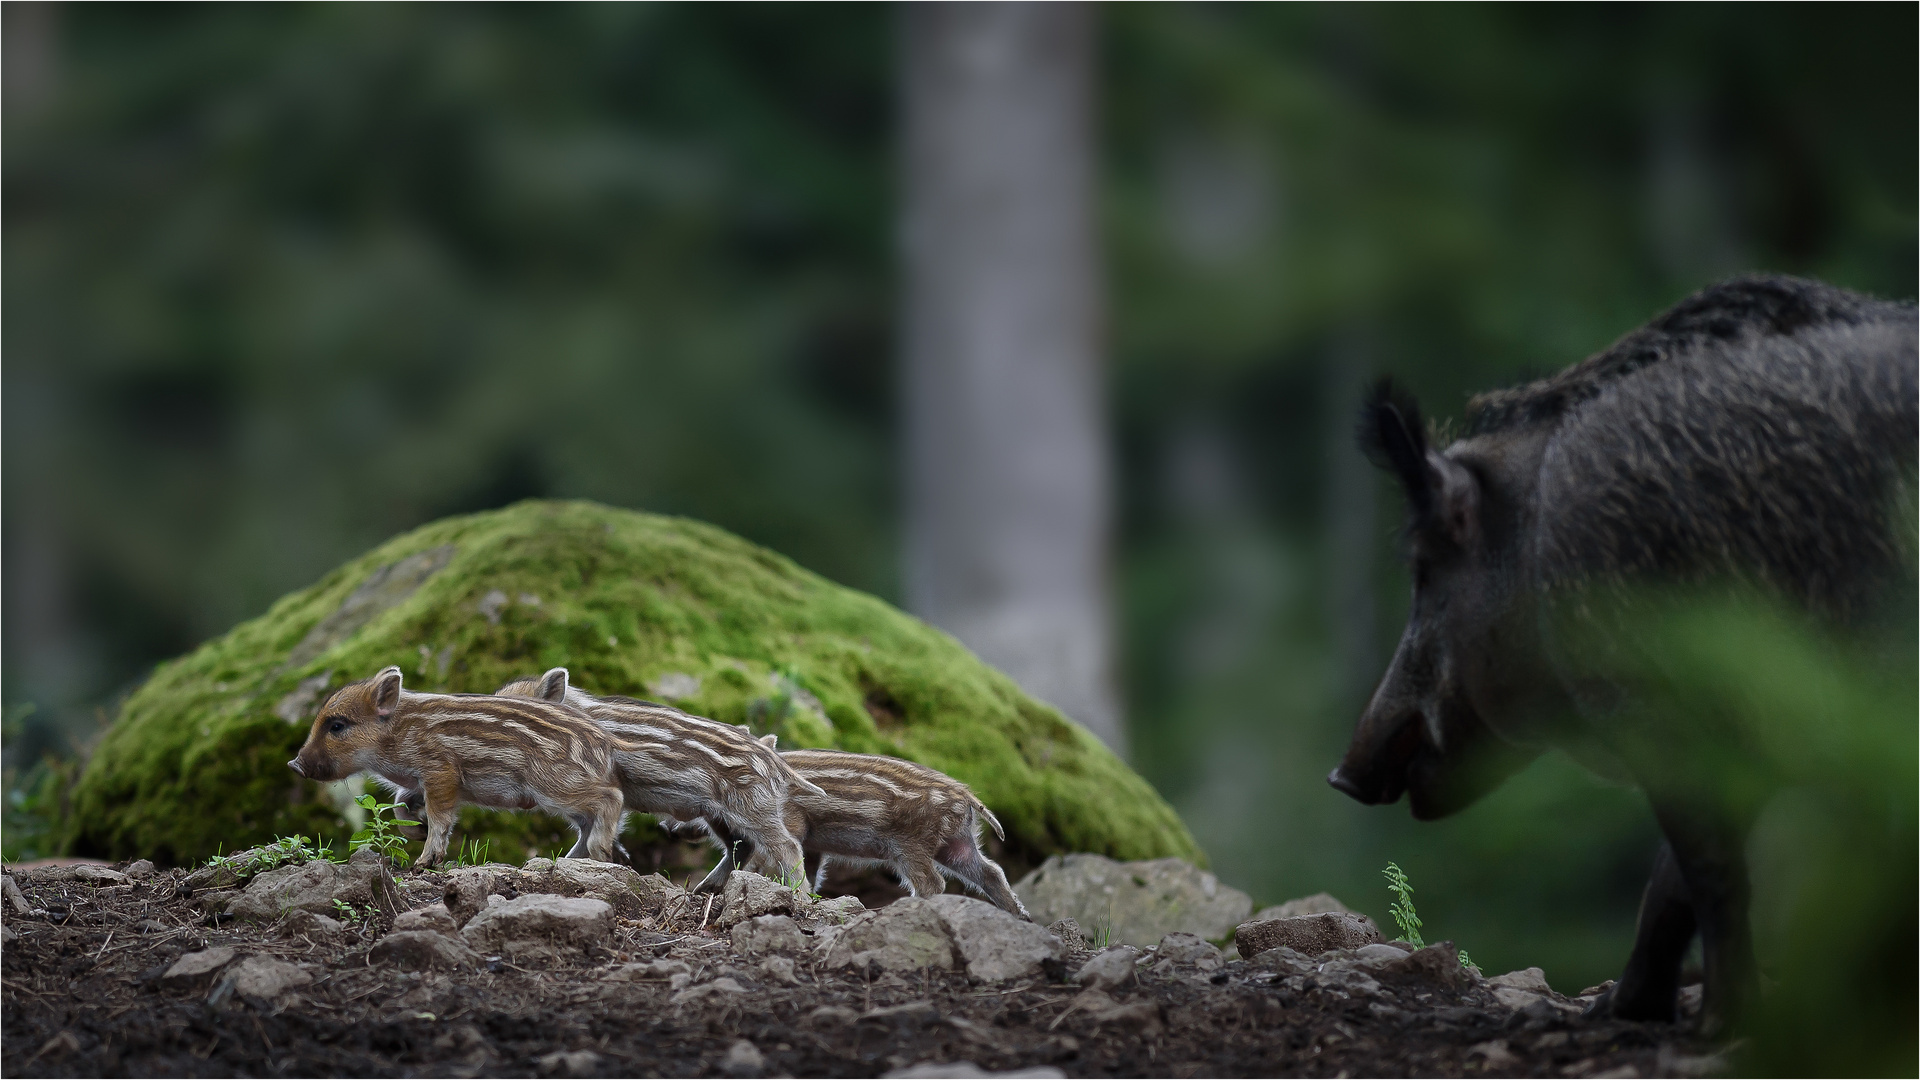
<box><xmin>899</xmin><ymin>3</ymin><xmax>1122</xmax><ymax>752</ymax></box>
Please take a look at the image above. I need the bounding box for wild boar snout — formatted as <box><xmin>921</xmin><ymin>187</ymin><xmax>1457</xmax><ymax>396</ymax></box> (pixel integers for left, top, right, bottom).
<box><xmin>287</xmin><ymin>758</ymin><xmax>304</xmax><ymax>776</ymax></box>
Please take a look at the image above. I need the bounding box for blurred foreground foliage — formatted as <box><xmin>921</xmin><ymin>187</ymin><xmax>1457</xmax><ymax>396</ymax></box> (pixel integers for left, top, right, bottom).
<box><xmin>1562</xmin><ymin>589</ymin><xmax>1917</xmax><ymax>1075</ymax></box>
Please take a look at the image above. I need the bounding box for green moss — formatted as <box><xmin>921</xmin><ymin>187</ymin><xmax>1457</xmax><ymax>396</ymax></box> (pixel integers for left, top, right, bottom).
<box><xmin>66</xmin><ymin>500</ymin><xmax>1202</xmax><ymax>869</ymax></box>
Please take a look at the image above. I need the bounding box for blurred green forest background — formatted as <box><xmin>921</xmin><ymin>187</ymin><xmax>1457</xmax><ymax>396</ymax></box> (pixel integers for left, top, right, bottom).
<box><xmin>4</xmin><ymin>4</ymin><xmax>1914</xmax><ymax>996</ymax></box>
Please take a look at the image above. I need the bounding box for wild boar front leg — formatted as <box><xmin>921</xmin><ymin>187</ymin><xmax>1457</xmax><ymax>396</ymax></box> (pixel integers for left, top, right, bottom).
<box><xmin>416</xmin><ymin>768</ymin><xmax>462</xmax><ymax>868</ymax></box>
<box><xmin>1652</xmin><ymin>800</ymin><xmax>1756</xmax><ymax>1036</ymax></box>
<box><xmin>1588</xmin><ymin>841</ymin><xmax>1694</xmax><ymax>1022</ymax></box>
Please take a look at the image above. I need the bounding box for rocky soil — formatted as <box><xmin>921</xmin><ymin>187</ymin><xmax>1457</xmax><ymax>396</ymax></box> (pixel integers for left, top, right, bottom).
<box><xmin>1</xmin><ymin>854</ymin><xmax>1728</xmax><ymax>1078</ymax></box>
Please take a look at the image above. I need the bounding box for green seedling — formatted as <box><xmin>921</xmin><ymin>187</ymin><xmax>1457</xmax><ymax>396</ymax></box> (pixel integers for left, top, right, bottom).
<box><xmin>1383</xmin><ymin>861</ymin><xmax>1477</xmax><ymax>971</ymax></box>
<box><xmin>331</xmin><ymin>898</ymin><xmax>378</xmax><ymax>925</ymax></box>
<box><xmin>349</xmin><ymin>793</ymin><xmax>420</xmax><ymax>866</ymax></box>
<box><xmin>453</xmin><ymin>837</ymin><xmax>492</xmax><ymax>868</ymax></box>
<box><xmin>1383</xmin><ymin>862</ymin><xmax>1424</xmax><ymax>947</ymax></box>
<box><xmin>207</xmin><ymin>833</ymin><xmax>338</xmax><ymax>875</ymax></box>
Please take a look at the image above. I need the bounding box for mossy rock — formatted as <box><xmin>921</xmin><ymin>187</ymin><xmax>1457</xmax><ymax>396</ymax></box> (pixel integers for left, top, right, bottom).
<box><xmin>65</xmin><ymin>500</ymin><xmax>1202</xmax><ymax>870</ymax></box>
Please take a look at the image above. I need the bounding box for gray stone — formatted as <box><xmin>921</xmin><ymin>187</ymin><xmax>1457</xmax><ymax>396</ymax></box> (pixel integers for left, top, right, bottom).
<box><xmin>672</xmin><ymin>976</ymin><xmax>750</xmax><ymax>1004</ymax></box>
<box><xmin>925</xmin><ymin>894</ymin><xmax>1064</xmax><ymax>983</ymax></box>
<box><xmin>523</xmin><ymin>858</ymin><xmax>683</xmax><ymax>918</ymax></box>
<box><xmin>1488</xmin><ymin>966</ymin><xmax>1552</xmax><ymax>995</ymax></box>
<box><xmin>818</xmin><ymin>897</ymin><xmax>956</xmax><ymax>973</ymax></box>
<box><xmin>281</xmin><ymin>909</ymin><xmax>347</xmax><ymax>939</ymax></box>
<box><xmin>460</xmin><ymin>894</ymin><xmax>613</xmax><ymax>962</ymax></box>
<box><xmin>371</xmin><ymin>930</ymin><xmax>484</xmax><ymax>971</ymax></box>
<box><xmin>393</xmin><ymin>903</ymin><xmax>457</xmax><ymax>936</ymax></box>
<box><xmin>717</xmin><ymin>871</ymin><xmax>801</xmax><ymax>930</ymax></box>
<box><xmin>806</xmin><ymin>1004</ymin><xmax>859</xmax><ymax>1026</ymax></box>
<box><xmin>1233</xmin><ymin>911</ymin><xmax>1383</xmax><ymax>958</ymax></box>
<box><xmin>162</xmin><ymin>946</ymin><xmax>239</xmax><ymax>985</ymax></box>
<box><xmin>536</xmin><ymin>1049</ymin><xmax>603</xmax><ymax>1077</ymax></box>
<box><xmin>1382</xmin><ymin>941</ymin><xmax>1473</xmax><ymax>990</ymax></box>
<box><xmin>731</xmin><ymin>914</ymin><xmax>808</xmax><ymax>957</ymax></box>
<box><xmin>884</xmin><ymin>1065</ymin><xmax>1066</xmax><ymax>1079</ymax></box>
<box><xmin>1013</xmin><ymin>854</ymin><xmax>1251</xmax><ymax>948</ymax></box>
<box><xmin>4</xmin><ymin>874</ymin><xmax>32</xmax><ymax>914</ymax></box>
<box><xmin>180</xmin><ymin>862</ymin><xmax>243</xmax><ymax>895</ymax></box>
<box><xmin>805</xmin><ymin>894</ymin><xmax>867</xmax><ymax>927</ymax></box>
<box><xmin>605</xmin><ymin>958</ymin><xmax>691</xmax><ymax>981</ymax></box>
<box><xmin>187</xmin><ymin>889</ymin><xmax>240</xmax><ymax>915</ymax></box>
<box><xmin>1074</xmin><ymin>946</ymin><xmax>1140</xmax><ymax>991</ymax></box>
<box><xmin>1065</xmin><ymin>989</ymin><xmax>1167</xmax><ymax>1033</ymax></box>
<box><xmin>1467</xmin><ymin>1040</ymin><xmax>1521</xmax><ymax>1070</ymax></box>
<box><xmin>722</xmin><ymin>1039</ymin><xmax>765</xmax><ymax>1077</ymax></box>
<box><xmin>123</xmin><ymin>860</ymin><xmax>156</xmax><ymax>880</ymax></box>
<box><xmin>1354</xmin><ymin>943</ymin><xmax>1413</xmax><ymax>965</ymax></box>
<box><xmin>1246</xmin><ymin>945</ymin><xmax>1314</xmax><ymax>974</ymax></box>
<box><xmin>1154</xmin><ymin>932</ymin><xmax>1221</xmax><ymax>966</ymax></box>
<box><xmin>69</xmin><ymin>865</ymin><xmax>129</xmax><ymax>886</ymax></box>
<box><xmin>760</xmin><ymin>956</ymin><xmax>800</xmax><ymax>985</ymax></box>
<box><xmin>1248</xmin><ymin>892</ymin><xmax>1350</xmax><ymax>923</ymax></box>
<box><xmin>222</xmin><ymin>955</ymin><xmax>313</xmax><ymax>1002</ymax></box>
<box><xmin>441</xmin><ymin>865</ymin><xmax>515</xmax><ymax>926</ymax></box>
<box><xmin>225</xmin><ymin>849</ymin><xmax>400</xmax><ymax>922</ymax></box>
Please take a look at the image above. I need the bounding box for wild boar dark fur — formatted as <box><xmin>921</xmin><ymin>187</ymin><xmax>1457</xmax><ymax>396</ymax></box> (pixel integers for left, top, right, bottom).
<box><xmin>1329</xmin><ymin>275</ymin><xmax>1917</xmax><ymax>1034</ymax></box>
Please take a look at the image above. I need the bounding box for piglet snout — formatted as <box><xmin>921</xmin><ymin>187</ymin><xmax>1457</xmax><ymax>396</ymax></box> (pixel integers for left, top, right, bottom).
<box><xmin>287</xmin><ymin>759</ymin><xmax>305</xmax><ymax>776</ymax></box>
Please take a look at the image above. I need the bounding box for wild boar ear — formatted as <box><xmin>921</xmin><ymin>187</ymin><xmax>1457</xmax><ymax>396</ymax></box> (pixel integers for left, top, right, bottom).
<box><xmin>1425</xmin><ymin>451</ymin><xmax>1480</xmax><ymax>547</ymax></box>
<box><xmin>759</xmin><ymin>733</ymin><xmax>779</xmax><ymax>748</ymax></box>
<box><xmin>1358</xmin><ymin>378</ymin><xmax>1435</xmax><ymax>520</ymax></box>
<box><xmin>372</xmin><ymin>666</ymin><xmax>404</xmax><ymax>718</ymax></box>
<box><xmin>537</xmin><ymin>667</ymin><xmax>570</xmax><ymax>703</ymax></box>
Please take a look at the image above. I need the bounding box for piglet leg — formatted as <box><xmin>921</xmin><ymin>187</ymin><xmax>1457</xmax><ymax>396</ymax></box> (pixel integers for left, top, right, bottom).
<box><xmin>899</xmin><ymin>853</ymin><xmax>946</xmax><ymax>901</ymax></box>
<box><xmin>691</xmin><ymin>818</ymin><xmax>745</xmax><ymax>894</ymax></box>
<box><xmin>416</xmin><ymin>768</ymin><xmax>462</xmax><ymax>868</ymax></box>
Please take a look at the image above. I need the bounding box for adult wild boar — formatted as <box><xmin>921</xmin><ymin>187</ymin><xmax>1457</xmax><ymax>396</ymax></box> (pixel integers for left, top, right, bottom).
<box><xmin>1328</xmin><ymin>275</ymin><xmax>1916</xmax><ymax>1033</ymax></box>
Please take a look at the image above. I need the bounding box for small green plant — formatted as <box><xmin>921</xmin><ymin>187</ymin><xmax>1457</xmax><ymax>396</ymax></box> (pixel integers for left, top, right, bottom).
<box><xmin>453</xmin><ymin>837</ymin><xmax>492</xmax><ymax>867</ymax></box>
<box><xmin>331</xmin><ymin>898</ymin><xmax>378</xmax><ymax>925</ymax></box>
<box><xmin>1083</xmin><ymin>896</ymin><xmax>1117</xmax><ymax>949</ymax></box>
<box><xmin>1383</xmin><ymin>861</ymin><xmax>1477</xmax><ymax>971</ymax></box>
<box><xmin>1382</xmin><ymin>862</ymin><xmax>1425</xmax><ymax>947</ymax></box>
<box><xmin>207</xmin><ymin>833</ymin><xmax>339</xmax><ymax>875</ymax></box>
<box><xmin>349</xmin><ymin>794</ymin><xmax>420</xmax><ymax>866</ymax></box>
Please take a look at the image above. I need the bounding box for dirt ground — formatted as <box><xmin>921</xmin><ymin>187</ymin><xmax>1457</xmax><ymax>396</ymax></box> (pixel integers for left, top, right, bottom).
<box><xmin>1</xmin><ymin>861</ymin><xmax>1725</xmax><ymax>1079</ymax></box>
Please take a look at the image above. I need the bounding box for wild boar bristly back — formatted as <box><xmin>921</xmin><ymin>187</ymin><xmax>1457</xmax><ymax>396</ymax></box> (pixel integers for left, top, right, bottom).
<box><xmin>1478</xmin><ymin>275</ymin><xmax>1918</xmax><ymax>621</ymax></box>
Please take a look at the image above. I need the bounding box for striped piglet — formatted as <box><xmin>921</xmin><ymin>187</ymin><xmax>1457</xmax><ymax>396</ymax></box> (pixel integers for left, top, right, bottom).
<box><xmin>289</xmin><ymin>666</ymin><xmax>626</xmax><ymax>867</ymax></box>
<box><xmin>678</xmin><ymin>743</ymin><xmax>1031</xmax><ymax>920</ymax></box>
<box><xmin>495</xmin><ymin>668</ymin><xmax>820</xmax><ymax>889</ymax></box>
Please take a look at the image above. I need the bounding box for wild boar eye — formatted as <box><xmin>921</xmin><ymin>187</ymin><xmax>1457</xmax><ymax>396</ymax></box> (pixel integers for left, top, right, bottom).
<box><xmin>326</xmin><ymin>718</ymin><xmax>348</xmax><ymax>735</ymax></box>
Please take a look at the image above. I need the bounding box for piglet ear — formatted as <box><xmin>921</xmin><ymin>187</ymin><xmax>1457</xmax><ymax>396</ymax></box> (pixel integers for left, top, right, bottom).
<box><xmin>537</xmin><ymin>667</ymin><xmax>570</xmax><ymax>703</ymax></box>
<box><xmin>759</xmin><ymin>733</ymin><xmax>779</xmax><ymax>748</ymax></box>
<box><xmin>372</xmin><ymin>666</ymin><xmax>404</xmax><ymax>718</ymax></box>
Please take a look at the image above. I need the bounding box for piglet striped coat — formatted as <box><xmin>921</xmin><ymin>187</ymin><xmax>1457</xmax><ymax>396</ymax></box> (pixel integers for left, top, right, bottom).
<box><xmin>496</xmin><ymin>668</ymin><xmax>819</xmax><ymax>888</ymax></box>
<box><xmin>289</xmin><ymin>666</ymin><xmax>626</xmax><ymax>867</ymax></box>
<box><xmin>682</xmin><ymin>744</ymin><xmax>1031</xmax><ymax>920</ymax></box>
